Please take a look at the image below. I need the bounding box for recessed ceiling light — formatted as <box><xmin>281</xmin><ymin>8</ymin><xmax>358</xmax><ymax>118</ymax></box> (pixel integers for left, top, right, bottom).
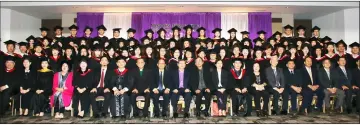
<box><xmin>286</xmin><ymin>7</ymin><xmax>289</xmax><ymax>8</ymax></box>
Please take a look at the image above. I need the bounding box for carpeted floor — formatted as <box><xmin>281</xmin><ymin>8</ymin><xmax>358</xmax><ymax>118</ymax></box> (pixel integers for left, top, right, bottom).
<box><xmin>1</xmin><ymin>112</ymin><xmax>359</xmax><ymax>124</ymax></box>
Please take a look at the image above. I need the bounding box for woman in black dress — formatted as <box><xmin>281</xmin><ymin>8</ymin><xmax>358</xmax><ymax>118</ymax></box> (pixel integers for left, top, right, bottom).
<box><xmin>241</xmin><ymin>46</ymin><xmax>254</xmax><ymax>73</ymax></box>
<box><xmin>168</xmin><ymin>48</ymin><xmax>181</xmax><ymax>70</ymax></box>
<box><xmin>31</xmin><ymin>57</ymin><xmax>54</xmax><ymax>116</ymax></box>
<box><xmin>49</xmin><ymin>45</ymin><xmax>63</xmax><ymax>72</ymax></box>
<box><xmin>105</xmin><ymin>45</ymin><xmax>118</xmax><ymax>70</ymax></box>
<box><xmin>324</xmin><ymin>42</ymin><xmax>339</xmax><ymax>68</ymax></box>
<box><xmin>247</xmin><ymin>63</ymin><xmax>269</xmax><ymax>117</ymax></box>
<box><xmin>19</xmin><ymin>57</ymin><xmax>36</xmax><ymax>116</ymax></box>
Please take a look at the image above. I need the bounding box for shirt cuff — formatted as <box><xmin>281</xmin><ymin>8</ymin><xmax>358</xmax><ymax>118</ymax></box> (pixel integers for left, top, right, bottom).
<box><xmin>5</xmin><ymin>85</ymin><xmax>9</xmax><ymax>89</ymax></box>
<box><xmin>112</xmin><ymin>87</ymin><xmax>118</xmax><ymax>91</ymax></box>
<box><xmin>273</xmin><ymin>87</ymin><xmax>277</xmax><ymax>90</ymax></box>
<box><xmin>123</xmin><ymin>87</ymin><xmax>129</xmax><ymax>92</ymax></box>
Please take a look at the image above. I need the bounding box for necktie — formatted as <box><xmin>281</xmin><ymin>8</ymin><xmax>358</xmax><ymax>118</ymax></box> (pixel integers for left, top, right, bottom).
<box><xmin>308</xmin><ymin>68</ymin><xmax>313</xmax><ymax>85</ymax></box>
<box><xmin>326</xmin><ymin>69</ymin><xmax>330</xmax><ymax>80</ymax></box>
<box><xmin>140</xmin><ymin>70</ymin><xmax>143</xmax><ymax>76</ymax></box>
<box><xmin>100</xmin><ymin>69</ymin><xmax>105</xmax><ymax>88</ymax></box>
<box><xmin>290</xmin><ymin>70</ymin><xmax>294</xmax><ymax>75</ymax></box>
<box><xmin>342</xmin><ymin>68</ymin><xmax>348</xmax><ymax>79</ymax></box>
<box><xmin>158</xmin><ymin>71</ymin><xmax>163</xmax><ymax>91</ymax></box>
<box><xmin>274</xmin><ymin>69</ymin><xmax>280</xmax><ymax>87</ymax></box>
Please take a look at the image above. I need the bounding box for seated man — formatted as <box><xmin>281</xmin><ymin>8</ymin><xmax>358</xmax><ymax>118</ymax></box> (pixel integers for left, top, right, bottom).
<box><xmin>351</xmin><ymin>59</ymin><xmax>360</xmax><ymax>113</ymax></box>
<box><xmin>335</xmin><ymin>57</ymin><xmax>353</xmax><ymax>114</ymax></box>
<box><xmin>283</xmin><ymin>60</ymin><xmax>302</xmax><ymax>115</ymax></box>
<box><xmin>170</xmin><ymin>60</ymin><xmax>192</xmax><ymax>118</ymax></box>
<box><xmin>150</xmin><ymin>59</ymin><xmax>171</xmax><ymax>118</ymax></box>
<box><xmin>129</xmin><ymin>58</ymin><xmax>153</xmax><ymax>118</ymax></box>
<box><xmin>0</xmin><ymin>56</ymin><xmax>19</xmax><ymax>116</ymax></box>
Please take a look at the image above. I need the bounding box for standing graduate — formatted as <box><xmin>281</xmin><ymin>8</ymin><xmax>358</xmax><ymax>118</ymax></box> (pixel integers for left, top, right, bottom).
<box><xmin>196</xmin><ymin>27</ymin><xmax>207</xmax><ymax>40</ymax></box>
<box><xmin>26</xmin><ymin>35</ymin><xmax>37</xmax><ymax>55</ymax></box>
<box><xmin>89</xmin><ymin>44</ymin><xmax>103</xmax><ymax>70</ymax></box>
<box><xmin>240</xmin><ymin>31</ymin><xmax>250</xmax><ymax>39</ymax></box>
<box><xmin>30</xmin><ymin>42</ymin><xmax>46</xmax><ymax>71</ymax></box>
<box><xmin>31</xmin><ymin>57</ymin><xmax>54</xmax><ymax>117</ymax></box>
<box><xmin>296</xmin><ymin>25</ymin><xmax>307</xmax><ymax>38</ymax></box>
<box><xmin>324</xmin><ymin>42</ymin><xmax>339</xmax><ymax>68</ymax></box>
<box><xmin>311</xmin><ymin>26</ymin><xmax>321</xmax><ymax>39</ymax></box>
<box><xmin>17</xmin><ymin>42</ymin><xmax>30</xmax><ymax>59</ymax></box>
<box><xmin>126</xmin><ymin>28</ymin><xmax>136</xmax><ymax>39</ymax></box>
<box><xmin>18</xmin><ymin>57</ymin><xmax>36</xmax><ymax>116</ymax></box>
<box><xmin>109</xmin><ymin>28</ymin><xmax>122</xmax><ymax>48</ymax></box>
<box><xmin>144</xmin><ymin>29</ymin><xmax>154</xmax><ymax>42</ymax></box>
<box><xmin>257</xmin><ymin>30</ymin><xmax>267</xmax><ymax>41</ymax></box>
<box><xmin>65</xmin><ymin>24</ymin><xmax>79</xmax><ymax>49</ymax></box>
<box><xmin>144</xmin><ymin>45</ymin><xmax>157</xmax><ymax>70</ymax></box>
<box><xmin>127</xmin><ymin>46</ymin><xmax>143</xmax><ymax>70</ymax></box>
<box><xmin>37</xmin><ymin>27</ymin><xmax>49</xmax><ymax>40</ymax></box>
<box><xmin>94</xmin><ymin>25</ymin><xmax>109</xmax><ymax>48</ymax></box>
<box><xmin>49</xmin><ymin>45</ymin><xmax>63</xmax><ymax>72</ymax></box>
<box><xmin>282</xmin><ymin>24</ymin><xmax>294</xmax><ymax>38</ymax></box>
<box><xmin>171</xmin><ymin>26</ymin><xmax>182</xmax><ymax>44</ymax></box>
<box><xmin>313</xmin><ymin>44</ymin><xmax>326</xmax><ymax>69</ymax></box>
<box><xmin>336</xmin><ymin>40</ymin><xmax>351</xmax><ymax>67</ymax></box>
<box><xmin>105</xmin><ymin>45</ymin><xmax>118</xmax><ymax>70</ymax></box>
<box><xmin>53</xmin><ymin>26</ymin><xmax>66</xmax><ymax>46</ymax></box>
<box><xmin>168</xmin><ymin>48</ymin><xmax>181</xmax><ymax>70</ymax></box>
<box><xmin>348</xmin><ymin>42</ymin><xmax>360</xmax><ymax>69</ymax></box>
<box><xmin>227</xmin><ymin>28</ymin><xmax>238</xmax><ymax>48</ymax></box>
<box><xmin>154</xmin><ymin>28</ymin><xmax>167</xmax><ymax>47</ymax></box>
<box><xmin>82</xmin><ymin>26</ymin><xmax>93</xmax><ymax>44</ymax></box>
<box><xmin>41</xmin><ymin>37</ymin><xmax>53</xmax><ymax>57</ymax></box>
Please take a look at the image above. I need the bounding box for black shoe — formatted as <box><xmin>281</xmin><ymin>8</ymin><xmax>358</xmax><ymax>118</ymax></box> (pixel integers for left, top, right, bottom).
<box><xmin>173</xmin><ymin>113</ymin><xmax>178</xmax><ymax>118</ymax></box>
<box><xmin>154</xmin><ymin>114</ymin><xmax>160</xmax><ymax>118</ymax></box>
<box><xmin>101</xmin><ymin>113</ymin><xmax>107</xmax><ymax>117</ymax></box>
<box><xmin>271</xmin><ymin>110</ymin><xmax>278</xmax><ymax>115</ymax></box>
<box><xmin>262</xmin><ymin>110</ymin><xmax>268</xmax><ymax>117</ymax></box>
<box><xmin>77</xmin><ymin>115</ymin><xmax>84</xmax><ymax>119</ymax></box>
<box><xmin>232</xmin><ymin>112</ymin><xmax>239</xmax><ymax>117</ymax></box>
<box><xmin>347</xmin><ymin>109</ymin><xmax>352</xmax><ymax>114</ymax></box>
<box><xmin>162</xmin><ymin>114</ymin><xmax>168</xmax><ymax>118</ymax></box>
<box><xmin>133</xmin><ymin>113</ymin><xmax>139</xmax><ymax>118</ymax></box>
<box><xmin>195</xmin><ymin>112</ymin><xmax>200</xmax><ymax>117</ymax></box>
<box><xmin>243</xmin><ymin>112</ymin><xmax>251</xmax><ymax>117</ymax></box>
<box><xmin>112</xmin><ymin>116</ymin><xmax>119</xmax><ymax>119</ymax></box>
<box><xmin>93</xmin><ymin>114</ymin><xmax>101</xmax><ymax>118</ymax></box>
<box><xmin>281</xmin><ymin>110</ymin><xmax>288</xmax><ymax>115</ymax></box>
<box><xmin>204</xmin><ymin>112</ymin><xmax>210</xmax><ymax>117</ymax></box>
<box><xmin>256</xmin><ymin>110</ymin><xmax>261</xmax><ymax>117</ymax></box>
<box><xmin>184</xmin><ymin>113</ymin><xmax>190</xmax><ymax>118</ymax></box>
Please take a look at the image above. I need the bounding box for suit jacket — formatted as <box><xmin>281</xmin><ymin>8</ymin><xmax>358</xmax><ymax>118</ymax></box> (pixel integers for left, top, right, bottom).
<box><xmin>92</xmin><ymin>67</ymin><xmax>114</xmax><ymax>89</ymax></box>
<box><xmin>129</xmin><ymin>68</ymin><xmax>153</xmax><ymax>92</ymax></box>
<box><xmin>300</xmin><ymin>66</ymin><xmax>319</xmax><ymax>88</ymax></box>
<box><xmin>169</xmin><ymin>69</ymin><xmax>190</xmax><ymax>91</ymax></box>
<box><xmin>211</xmin><ymin>69</ymin><xmax>232</xmax><ymax>89</ymax></box>
<box><xmin>318</xmin><ymin>68</ymin><xmax>339</xmax><ymax>89</ymax></box>
<box><xmin>352</xmin><ymin>68</ymin><xmax>360</xmax><ymax>87</ymax></box>
<box><xmin>335</xmin><ymin>66</ymin><xmax>352</xmax><ymax>88</ymax></box>
<box><xmin>283</xmin><ymin>68</ymin><xmax>302</xmax><ymax>87</ymax></box>
<box><xmin>265</xmin><ymin>67</ymin><xmax>285</xmax><ymax>88</ymax></box>
<box><xmin>151</xmin><ymin>68</ymin><xmax>171</xmax><ymax>90</ymax></box>
<box><xmin>189</xmin><ymin>67</ymin><xmax>214</xmax><ymax>91</ymax></box>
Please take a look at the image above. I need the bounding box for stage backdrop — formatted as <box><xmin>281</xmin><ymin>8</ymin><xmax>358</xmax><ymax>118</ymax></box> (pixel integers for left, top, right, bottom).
<box><xmin>76</xmin><ymin>12</ymin><xmax>104</xmax><ymax>37</ymax></box>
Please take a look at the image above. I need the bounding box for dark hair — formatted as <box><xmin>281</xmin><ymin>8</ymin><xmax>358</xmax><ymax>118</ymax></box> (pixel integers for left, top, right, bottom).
<box><xmin>178</xmin><ymin>59</ymin><xmax>186</xmax><ymax>64</ymax></box>
<box><xmin>60</xmin><ymin>61</ymin><xmax>72</xmax><ymax>72</ymax></box>
<box><xmin>322</xmin><ymin>59</ymin><xmax>331</xmax><ymax>64</ymax></box>
<box><xmin>338</xmin><ymin>56</ymin><xmax>346</xmax><ymax>61</ymax></box>
<box><xmin>100</xmin><ymin>56</ymin><xmax>109</xmax><ymax>61</ymax></box>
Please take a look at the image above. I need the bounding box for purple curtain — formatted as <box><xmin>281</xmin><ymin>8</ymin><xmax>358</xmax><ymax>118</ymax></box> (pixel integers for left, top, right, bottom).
<box><xmin>76</xmin><ymin>12</ymin><xmax>104</xmax><ymax>37</ymax></box>
<box><xmin>248</xmin><ymin>12</ymin><xmax>272</xmax><ymax>40</ymax></box>
<box><xmin>131</xmin><ymin>12</ymin><xmax>221</xmax><ymax>40</ymax></box>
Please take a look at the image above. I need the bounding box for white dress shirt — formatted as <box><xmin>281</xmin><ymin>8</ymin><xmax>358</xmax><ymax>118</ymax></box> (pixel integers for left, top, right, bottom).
<box><xmin>97</xmin><ymin>68</ymin><xmax>107</xmax><ymax>88</ymax></box>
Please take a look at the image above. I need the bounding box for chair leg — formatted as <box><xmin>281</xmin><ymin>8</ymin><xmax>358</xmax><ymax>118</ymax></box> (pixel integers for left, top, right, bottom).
<box><xmin>210</xmin><ymin>98</ymin><xmax>213</xmax><ymax>116</ymax></box>
<box><xmin>11</xmin><ymin>98</ymin><xmax>14</xmax><ymax>116</ymax></box>
<box><xmin>51</xmin><ymin>107</ymin><xmax>54</xmax><ymax>116</ymax></box>
<box><xmin>71</xmin><ymin>108</ymin><xmax>73</xmax><ymax>117</ymax></box>
<box><xmin>90</xmin><ymin>105</ymin><xmax>93</xmax><ymax>117</ymax></box>
<box><xmin>229</xmin><ymin>97</ymin><xmax>232</xmax><ymax>116</ymax></box>
<box><xmin>149</xmin><ymin>99</ymin><xmax>153</xmax><ymax>118</ymax></box>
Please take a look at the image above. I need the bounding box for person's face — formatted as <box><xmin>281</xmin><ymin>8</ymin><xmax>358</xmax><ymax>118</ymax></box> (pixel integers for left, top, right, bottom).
<box><xmin>244</xmin><ymin>41</ymin><xmax>250</xmax><ymax>46</ymax></box>
<box><xmin>255</xmin><ymin>51</ymin><xmax>262</xmax><ymax>58</ymax></box>
<box><xmin>108</xmin><ymin>48</ymin><xmax>115</xmax><ymax>56</ymax></box>
<box><xmin>233</xmin><ymin>47</ymin><xmax>240</xmax><ymax>55</ymax></box>
<box><xmin>195</xmin><ymin>58</ymin><xmax>204</xmax><ymax>67</ymax></box>
<box><xmin>23</xmin><ymin>59</ymin><xmax>31</xmax><ymax>68</ymax></box>
<box><xmin>255</xmin><ymin>41</ymin><xmax>262</xmax><ymax>46</ymax></box>
<box><xmin>184</xmin><ymin>41</ymin><xmax>190</xmax><ymax>48</ymax></box>
<box><xmin>337</xmin><ymin>44</ymin><xmax>346</xmax><ymax>52</ymax></box>
<box><xmin>42</xmin><ymin>40</ymin><xmax>49</xmax><ymax>46</ymax></box>
<box><xmin>80</xmin><ymin>61</ymin><xmax>87</xmax><ymax>69</ymax></box>
<box><xmin>80</xmin><ymin>49</ymin><xmax>87</xmax><ymax>56</ymax></box>
<box><xmin>220</xmin><ymin>49</ymin><xmax>226</xmax><ymax>57</ymax></box>
<box><xmin>174</xmin><ymin>50</ymin><xmax>180</xmax><ymax>58</ymax></box>
<box><xmin>304</xmin><ymin>58</ymin><xmax>313</xmax><ymax>67</ymax></box>
<box><xmin>135</xmin><ymin>48</ymin><xmax>141</xmax><ymax>55</ymax></box>
<box><xmin>41</xmin><ymin>31</ymin><xmax>47</xmax><ymax>37</ymax></box>
<box><xmin>327</xmin><ymin>45</ymin><xmax>334</xmax><ymax>53</ymax></box>
<box><xmin>290</xmin><ymin>48</ymin><xmax>296</xmax><ymax>54</ymax></box>
<box><xmin>19</xmin><ymin>46</ymin><xmax>27</xmax><ymax>53</ymax></box>
<box><xmin>52</xmin><ymin>49</ymin><xmax>59</xmax><ymax>56</ymax></box>
<box><xmin>200</xmin><ymin>30</ymin><xmax>205</xmax><ymax>36</ymax></box>
<box><xmin>94</xmin><ymin>50</ymin><xmax>101</xmax><ymax>57</ymax></box>
<box><xmin>313</xmin><ymin>30</ymin><xmax>320</xmax><ymax>36</ymax></box>
<box><xmin>143</xmin><ymin>39</ymin><xmax>150</xmax><ymax>45</ymax></box>
<box><xmin>242</xmin><ymin>49</ymin><xmax>249</xmax><ymax>56</ymax></box>
<box><xmin>243</xmin><ymin>34</ymin><xmax>249</xmax><ymax>38</ymax></box>
<box><xmin>178</xmin><ymin>61</ymin><xmax>186</xmax><ymax>69</ymax></box>
<box><xmin>270</xmin><ymin>56</ymin><xmax>278</xmax><ymax>66</ymax></box>
<box><xmin>315</xmin><ymin>49</ymin><xmax>322</xmax><ymax>56</ymax></box>
<box><xmin>157</xmin><ymin>59</ymin><xmax>166</xmax><ymax>69</ymax></box>
<box><xmin>311</xmin><ymin>41</ymin><xmax>317</xmax><ymax>46</ymax></box>
<box><xmin>55</xmin><ymin>29</ymin><xmax>62</xmax><ymax>35</ymax></box>
<box><xmin>186</xmin><ymin>29</ymin><xmax>192</xmax><ymax>35</ymax></box>
<box><xmin>160</xmin><ymin>31</ymin><xmax>165</xmax><ymax>37</ymax></box>
<box><xmin>357</xmin><ymin>60</ymin><xmax>360</xmax><ymax>67</ymax></box>
<box><xmin>215</xmin><ymin>32</ymin><xmax>221</xmax><ymax>37</ymax></box>
<box><xmin>122</xmin><ymin>50</ymin><xmax>129</xmax><ymax>57</ymax></box>
<box><xmin>210</xmin><ymin>54</ymin><xmax>217</xmax><ymax>60</ymax></box>
<box><xmin>265</xmin><ymin>48</ymin><xmax>272</xmax><ymax>55</ymax></box>
<box><xmin>338</xmin><ymin>58</ymin><xmax>346</xmax><ymax>66</ymax></box>
<box><xmin>65</xmin><ymin>49</ymin><xmax>72</xmax><ymax>56</ymax></box>
<box><xmin>129</xmin><ymin>41</ymin><xmax>135</xmax><ymax>46</ymax></box>
<box><xmin>285</xmin><ymin>29</ymin><xmax>292</xmax><ymax>35</ymax></box>
<box><xmin>278</xmin><ymin>47</ymin><xmax>284</xmax><ymax>54</ymax></box>
<box><xmin>160</xmin><ymin>48</ymin><xmax>166</xmax><ymax>56</ymax></box>
<box><xmin>198</xmin><ymin>52</ymin><xmax>205</xmax><ymax>58</ymax></box>
<box><xmin>220</xmin><ymin>42</ymin><xmax>226</xmax><ymax>47</ymax></box>
<box><xmin>119</xmin><ymin>42</ymin><xmax>124</xmax><ymax>48</ymax></box>
<box><xmin>147</xmin><ymin>33</ymin><xmax>152</xmax><ymax>38</ymax></box>
<box><xmin>298</xmin><ymin>29</ymin><xmax>305</xmax><ymax>35</ymax></box>
<box><xmin>230</xmin><ymin>32</ymin><xmax>236</xmax><ymax>38</ymax></box>
<box><xmin>128</xmin><ymin>32</ymin><xmax>134</xmax><ymax>38</ymax></box>
<box><xmin>233</xmin><ymin>61</ymin><xmax>242</xmax><ymax>69</ymax></box>
<box><xmin>98</xmin><ymin>29</ymin><xmax>105</xmax><ymax>35</ymax></box>
<box><xmin>297</xmin><ymin>41</ymin><xmax>302</xmax><ymax>46</ymax></box>
<box><xmin>41</xmin><ymin>61</ymin><xmax>49</xmax><ymax>69</ymax></box>
<box><xmin>270</xmin><ymin>40</ymin><xmax>275</xmax><ymax>45</ymax></box>
<box><xmin>35</xmin><ymin>46</ymin><xmax>42</xmax><ymax>53</ymax></box>
<box><xmin>352</xmin><ymin>47</ymin><xmax>359</xmax><ymax>54</ymax></box>
<box><xmin>253</xmin><ymin>63</ymin><xmax>260</xmax><ymax>72</ymax></box>
<box><xmin>116</xmin><ymin>59</ymin><xmax>126</xmax><ymax>68</ymax></box>
<box><xmin>80</xmin><ymin>40</ymin><xmax>86</xmax><ymax>45</ymax></box>
<box><xmin>215</xmin><ymin>60</ymin><xmax>223</xmax><ymax>69</ymax></box>
<box><xmin>185</xmin><ymin>51</ymin><xmax>192</xmax><ymax>58</ymax></box>
<box><xmin>7</xmin><ymin>44</ymin><xmax>15</xmax><ymax>52</ymax></box>
<box><xmin>70</xmin><ymin>29</ymin><xmax>77</xmax><ymax>35</ymax></box>
<box><xmin>114</xmin><ymin>31</ymin><xmax>120</xmax><ymax>37</ymax></box>
<box><xmin>207</xmin><ymin>42</ymin><xmax>213</xmax><ymax>48</ymax></box>
<box><xmin>170</xmin><ymin>42</ymin><xmax>176</xmax><ymax>48</ymax></box>
<box><xmin>259</xmin><ymin>34</ymin><xmax>265</xmax><ymax>39</ymax></box>
<box><xmin>100</xmin><ymin>57</ymin><xmax>109</xmax><ymax>66</ymax></box>
<box><xmin>146</xmin><ymin>48</ymin><xmax>152</xmax><ymax>55</ymax></box>
<box><xmin>174</xmin><ymin>30</ymin><xmax>179</xmax><ymax>36</ymax></box>
<box><xmin>287</xmin><ymin>61</ymin><xmax>295</xmax><ymax>69</ymax></box>
<box><xmin>85</xmin><ymin>29</ymin><xmax>91</xmax><ymax>35</ymax></box>
<box><xmin>323</xmin><ymin>60</ymin><xmax>331</xmax><ymax>68</ymax></box>
<box><xmin>303</xmin><ymin>47</ymin><xmax>309</xmax><ymax>54</ymax></box>
<box><xmin>61</xmin><ymin>63</ymin><xmax>69</xmax><ymax>72</ymax></box>
<box><xmin>5</xmin><ymin>61</ymin><xmax>15</xmax><ymax>69</ymax></box>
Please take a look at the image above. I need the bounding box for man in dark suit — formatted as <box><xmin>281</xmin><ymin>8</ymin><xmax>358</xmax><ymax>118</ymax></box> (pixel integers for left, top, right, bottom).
<box><xmin>189</xmin><ymin>57</ymin><xmax>214</xmax><ymax>117</ymax></box>
<box><xmin>283</xmin><ymin>60</ymin><xmax>302</xmax><ymax>115</ymax></box>
<box><xmin>351</xmin><ymin>59</ymin><xmax>360</xmax><ymax>113</ymax></box>
<box><xmin>318</xmin><ymin>59</ymin><xmax>343</xmax><ymax>113</ymax></box>
<box><xmin>150</xmin><ymin>59</ymin><xmax>171</xmax><ymax>118</ymax></box>
<box><xmin>129</xmin><ymin>58</ymin><xmax>153</xmax><ymax>118</ymax></box>
<box><xmin>89</xmin><ymin>56</ymin><xmax>113</xmax><ymax>118</ymax></box>
<box><xmin>265</xmin><ymin>55</ymin><xmax>287</xmax><ymax>115</ymax></box>
<box><xmin>300</xmin><ymin>57</ymin><xmax>324</xmax><ymax>115</ymax></box>
<box><xmin>335</xmin><ymin>57</ymin><xmax>353</xmax><ymax>114</ymax></box>
<box><xmin>169</xmin><ymin>60</ymin><xmax>192</xmax><ymax>118</ymax></box>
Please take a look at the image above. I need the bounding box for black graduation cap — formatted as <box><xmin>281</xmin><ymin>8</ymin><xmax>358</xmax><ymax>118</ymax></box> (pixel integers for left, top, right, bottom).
<box><xmin>26</xmin><ymin>35</ymin><xmax>36</xmax><ymax>42</ymax></box>
<box><xmin>321</xmin><ymin>36</ymin><xmax>332</xmax><ymax>42</ymax></box>
<box><xmin>105</xmin><ymin>44</ymin><xmax>115</xmax><ymax>51</ymax></box>
<box><xmin>253</xmin><ymin>37</ymin><xmax>264</xmax><ymax>43</ymax></box>
<box><xmin>84</xmin><ymin>26</ymin><xmax>93</xmax><ymax>32</ymax></box>
<box><xmin>96</xmin><ymin>25</ymin><xmax>107</xmax><ymax>31</ymax></box>
<box><xmin>184</xmin><ymin>47</ymin><xmax>193</xmax><ymax>53</ymax></box>
<box><xmin>79</xmin><ymin>56</ymin><xmax>89</xmax><ymax>63</ymax></box>
<box><xmin>127</xmin><ymin>28</ymin><xmax>136</xmax><ymax>33</ymax></box>
<box><xmin>157</xmin><ymin>28</ymin><xmax>167</xmax><ymax>34</ymax></box>
<box><xmin>141</xmin><ymin>36</ymin><xmax>151</xmax><ymax>42</ymax></box>
<box><xmin>41</xmin><ymin>37</ymin><xmax>53</xmax><ymax>43</ymax></box>
<box><xmin>268</xmin><ymin>37</ymin><xmax>277</xmax><ymax>42</ymax></box>
<box><xmin>241</xmin><ymin>38</ymin><xmax>251</xmax><ymax>43</ymax></box>
<box><xmin>212</xmin><ymin>28</ymin><xmax>222</xmax><ymax>33</ymax></box>
<box><xmin>219</xmin><ymin>38</ymin><xmax>227</xmax><ymax>43</ymax></box>
<box><xmin>296</xmin><ymin>37</ymin><xmax>306</xmax><ymax>42</ymax></box>
<box><xmin>51</xmin><ymin>44</ymin><xmax>61</xmax><ymax>51</ymax></box>
<box><xmin>308</xmin><ymin>37</ymin><xmax>319</xmax><ymax>42</ymax></box>
<box><xmin>257</xmin><ymin>30</ymin><xmax>267</xmax><ymax>35</ymax></box>
<box><xmin>240</xmin><ymin>31</ymin><xmax>250</xmax><ymax>35</ymax></box>
<box><xmin>205</xmin><ymin>38</ymin><xmax>213</xmax><ymax>44</ymax></box>
<box><xmin>283</xmin><ymin>24</ymin><xmax>293</xmax><ymax>30</ymax></box>
<box><xmin>78</xmin><ymin>45</ymin><xmax>89</xmax><ymax>51</ymax></box>
<box><xmin>232</xmin><ymin>58</ymin><xmax>243</xmax><ymax>63</ymax></box>
<box><xmin>196</xmin><ymin>47</ymin><xmax>207</xmax><ymax>54</ymax></box>
<box><xmin>253</xmin><ymin>46</ymin><xmax>264</xmax><ymax>52</ymax></box>
<box><xmin>92</xmin><ymin>43</ymin><xmax>103</xmax><ymax>51</ymax></box>
<box><xmin>113</xmin><ymin>28</ymin><xmax>121</xmax><ymax>33</ymax></box>
<box><xmin>349</xmin><ymin>42</ymin><xmax>360</xmax><ymax>48</ymax></box>
<box><xmin>227</xmin><ymin>28</ymin><xmax>237</xmax><ymax>33</ymax></box>
<box><xmin>127</xmin><ymin>37</ymin><xmax>139</xmax><ymax>43</ymax></box>
<box><xmin>311</xmin><ymin>26</ymin><xmax>321</xmax><ymax>32</ymax></box>
<box><xmin>144</xmin><ymin>29</ymin><xmax>154</xmax><ymax>34</ymax></box>
<box><xmin>326</xmin><ymin>41</ymin><xmax>335</xmax><ymax>46</ymax></box>
<box><xmin>196</xmin><ymin>27</ymin><xmax>206</xmax><ymax>32</ymax></box>
<box><xmin>288</xmin><ymin>44</ymin><xmax>297</xmax><ymax>50</ymax></box>
<box><xmin>33</xmin><ymin>42</ymin><xmax>42</xmax><ymax>48</ymax></box>
<box><xmin>314</xmin><ymin>44</ymin><xmax>323</xmax><ymax>50</ymax></box>
<box><xmin>68</xmin><ymin>24</ymin><xmax>79</xmax><ymax>30</ymax></box>
<box><xmin>272</xmin><ymin>31</ymin><xmax>282</xmax><ymax>36</ymax></box>
<box><xmin>40</xmin><ymin>27</ymin><xmax>50</xmax><ymax>32</ymax></box>
<box><xmin>183</xmin><ymin>25</ymin><xmax>193</xmax><ymax>30</ymax></box>
<box><xmin>4</xmin><ymin>56</ymin><xmax>16</xmax><ymax>62</ymax></box>
<box><xmin>275</xmin><ymin>44</ymin><xmax>285</xmax><ymax>49</ymax></box>
<box><xmin>336</xmin><ymin>40</ymin><xmax>347</xmax><ymax>47</ymax></box>
<box><xmin>301</xmin><ymin>43</ymin><xmax>311</xmax><ymax>49</ymax></box>
<box><xmin>4</xmin><ymin>40</ymin><xmax>17</xmax><ymax>46</ymax></box>
<box><xmin>296</xmin><ymin>25</ymin><xmax>306</xmax><ymax>31</ymax></box>
<box><xmin>171</xmin><ymin>26</ymin><xmax>181</xmax><ymax>31</ymax></box>
<box><xmin>18</xmin><ymin>42</ymin><xmax>28</xmax><ymax>47</ymax></box>
<box><xmin>53</xmin><ymin>26</ymin><xmax>63</xmax><ymax>31</ymax></box>
<box><xmin>40</xmin><ymin>57</ymin><xmax>49</xmax><ymax>63</ymax></box>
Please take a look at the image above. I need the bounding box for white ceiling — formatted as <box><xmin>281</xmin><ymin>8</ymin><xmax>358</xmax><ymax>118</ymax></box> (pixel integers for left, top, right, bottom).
<box><xmin>1</xmin><ymin>2</ymin><xmax>359</xmax><ymax>19</ymax></box>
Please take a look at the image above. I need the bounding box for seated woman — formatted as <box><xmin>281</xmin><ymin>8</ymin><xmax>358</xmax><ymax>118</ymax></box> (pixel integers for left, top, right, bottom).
<box><xmin>19</xmin><ymin>57</ymin><xmax>36</xmax><ymax>116</ymax></box>
<box><xmin>72</xmin><ymin>57</ymin><xmax>94</xmax><ymax>118</ymax></box>
<box><xmin>31</xmin><ymin>57</ymin><xmax>54</xmax><ymax>116</ymax></box>
<box><xmin>247</xmin><ymin>63</ymin><xmax>269</xmax><ymax>117</ymax></box>
<box><xmin>50</xmin><ymin>61</ymin><xmax>74</xmax><ymax>119</ymax></box>
<box><xmin>211</xmin><ymin>59</ymin><xmax>231</xmax><ymax>117</ymax></box>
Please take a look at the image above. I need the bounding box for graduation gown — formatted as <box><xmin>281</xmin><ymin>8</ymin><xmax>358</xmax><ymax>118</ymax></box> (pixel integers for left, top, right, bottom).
<box><xmin>89</xmin><ymin>56</ymin><xmax>101</xmax><ymax>70</ymax></box>
<box><xmin>314</xmin><ymin>56</ymin><xmax>327</xmax><ymax>69</ymax></box>
<box><xmin>254</xmin><ymin>58</ymin><xmax>270</xmax><ymax>73</ymax></box>
<box><xmin>19</xmin><ymin>70</ymin><xmax>36</xmax><ymax>109</ymax></box>
<box><xmin>49</xmin><ymin>56</ymin><xmax>63</xmax><ymax>72</ymax></box>
<box><xmin>93</xmin><ymin>36</ymin><xmax>109</xmax><ymax>47</ymax></box>
<box><xmin>324</xmin><ymin>53</ymin><xmax>339</xmax><ymax>68</ymax></box>
<box><xmin>31</xmin><ymin>69</ymin><xmax>54</xmax><ymax>114</ymax></box>
<box><xmin>277</xmin><ymin>54</ymin><xmax>289</xmax><ymax>69</ymax></box>
<box><xmin>347</xmin><ymin>54</ymin><xmax>360</xmax><ymax>69</ymax></box>
<box><xmin>0</xmin><ymin>67</ymin><xmax>20</xmax><ymax>115</ymax></box>
<box><xmin>167</xmin><ymin>58</ymin><xmax>179</xmax><ymax>71</ymax></box>
<box><xmin>30</xmin><ymin>53</ymin><xmax>46</xmax><ymax>71</ymax></box>
<box><xmin>110</xmin><ymin>69</ymin><xmax>131</xmax><ymax>116</ymax></box>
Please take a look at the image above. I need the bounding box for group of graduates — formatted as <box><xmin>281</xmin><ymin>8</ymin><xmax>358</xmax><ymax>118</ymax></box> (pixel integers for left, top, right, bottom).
<box><xmin>0</xmin><ymin>23</ymin><xmax>360</xmax><ymax>120</ymax></box>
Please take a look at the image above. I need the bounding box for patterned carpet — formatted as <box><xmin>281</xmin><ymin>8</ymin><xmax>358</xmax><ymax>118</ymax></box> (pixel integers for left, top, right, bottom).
<box><xmin>1</xmin><ymin>112</ymin><xmax>359</xmax><ymax>124</ymax></box>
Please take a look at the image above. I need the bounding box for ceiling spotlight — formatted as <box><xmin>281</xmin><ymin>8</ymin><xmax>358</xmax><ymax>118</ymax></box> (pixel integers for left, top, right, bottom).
<box><xmin>286</xmin><ymin>7</ymin><xmax>289</xmax><ymax>8</ymax></box>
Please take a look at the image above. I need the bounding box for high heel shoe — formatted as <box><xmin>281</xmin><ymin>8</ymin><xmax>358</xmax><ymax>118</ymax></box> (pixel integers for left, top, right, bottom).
<box><xmin>256</xmin><ymin>110</ymin><xmax>261</xmax><ymax>117</ymax></box>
